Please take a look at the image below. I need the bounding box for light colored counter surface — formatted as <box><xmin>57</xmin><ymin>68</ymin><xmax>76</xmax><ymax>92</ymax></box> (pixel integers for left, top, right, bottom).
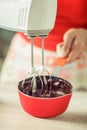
<box><xmin>0</xmin><ymin>83</ymin><xmax>87</xmax><ymax>130</ymax></box>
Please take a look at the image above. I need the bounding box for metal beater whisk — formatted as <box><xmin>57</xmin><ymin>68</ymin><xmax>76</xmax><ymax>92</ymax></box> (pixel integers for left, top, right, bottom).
<box><xmin>22</xmin><ymin>36</ymin><xmax>52</xmax><ymax>96</ymax></box>
<box><xmin>39</xmin><ymin>36</ymin><xmax>51</xmax><ymax>91</ymax></box>
<box><xmin>22</xmin><ymin>36</ymin><xmax>43</xmax><ymax>95</ymax></box>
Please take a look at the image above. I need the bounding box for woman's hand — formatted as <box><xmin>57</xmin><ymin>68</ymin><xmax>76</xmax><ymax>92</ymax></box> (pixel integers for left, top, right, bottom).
<box><xmin>56</xmin><ymin>28</ymin><xmax>87</xmax><ymax>63</ymax></box>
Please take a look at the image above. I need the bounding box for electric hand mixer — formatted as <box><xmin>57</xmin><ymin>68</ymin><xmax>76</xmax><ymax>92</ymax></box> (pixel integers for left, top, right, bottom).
<box><xmin>0</xmin><ymin>0</ymin><xmax>57</xmax><ymax>94</ymax></box>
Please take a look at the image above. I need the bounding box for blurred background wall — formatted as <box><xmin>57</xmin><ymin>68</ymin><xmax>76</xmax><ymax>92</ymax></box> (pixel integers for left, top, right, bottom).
<box><xmin>0</xmin><ymin>29</ymin><xmax>16</xmax><ymax>71</ymax></box>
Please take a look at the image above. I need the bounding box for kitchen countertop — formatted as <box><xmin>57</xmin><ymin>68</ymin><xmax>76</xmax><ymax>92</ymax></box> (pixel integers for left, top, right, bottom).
<box><xmin>0</xmin><ymin>83</ymin><xmax>87</xmax><ymax>130</ymax></box>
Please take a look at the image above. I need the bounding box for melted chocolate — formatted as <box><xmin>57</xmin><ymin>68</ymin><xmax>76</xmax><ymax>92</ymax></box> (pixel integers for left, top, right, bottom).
<box><xmin>18</xmin><ymin>76</ymin><xmax>72</xmax><ymax>98</ymax></box>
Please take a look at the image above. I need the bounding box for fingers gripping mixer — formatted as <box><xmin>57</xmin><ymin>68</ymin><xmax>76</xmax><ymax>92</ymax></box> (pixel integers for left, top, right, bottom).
<box><xmin>0</xmin><ymin>0</ymin><xmax>57</xmax><ymax>94</ymax></box>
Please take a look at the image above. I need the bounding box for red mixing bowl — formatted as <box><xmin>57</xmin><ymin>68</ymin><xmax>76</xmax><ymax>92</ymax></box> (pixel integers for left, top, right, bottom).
<box><xmin>18</xmin><ymin>76</ymin><xmax>72</xmax><ymax>118</ymax></box>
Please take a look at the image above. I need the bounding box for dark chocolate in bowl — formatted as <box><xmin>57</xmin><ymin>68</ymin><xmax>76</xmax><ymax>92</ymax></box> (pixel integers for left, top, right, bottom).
<box><xmin>18</xmin><ymin>76</ymin><xmax>72</xmax><ymax>98</ymax></box>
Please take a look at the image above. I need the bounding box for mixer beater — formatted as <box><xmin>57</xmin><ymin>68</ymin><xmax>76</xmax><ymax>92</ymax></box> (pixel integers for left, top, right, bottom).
<box><xmin>22</xmin><ymin>36</ymin><xmax>52</xmax><ymax>97</ymax></box>
<box><xmin>22</xmin><ymin>36</ymin><xmax>43</xmax><ymax>96</ymax></box>
<box><xmin>39</xmin><ymin>36</ymin><xmax>52</xmax><ymax>93</ymax></box>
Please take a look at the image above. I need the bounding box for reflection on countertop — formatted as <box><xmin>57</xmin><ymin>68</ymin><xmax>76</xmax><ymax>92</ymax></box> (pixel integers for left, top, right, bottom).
<box><xmin>0</xmin><ymin>83</ymin><xmax>87</xmax><ymax>130</ymax></box>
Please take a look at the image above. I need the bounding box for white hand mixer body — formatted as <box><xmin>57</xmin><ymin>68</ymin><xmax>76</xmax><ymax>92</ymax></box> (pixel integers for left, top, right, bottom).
<box><xmin>0</xmin><ymin>0</ymin><xmax>57</xmax><ymax>94</ymax></box>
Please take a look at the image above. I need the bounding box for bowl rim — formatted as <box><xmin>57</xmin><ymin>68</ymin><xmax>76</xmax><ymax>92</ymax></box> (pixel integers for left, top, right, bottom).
<box><xmin>18</xmin><ymin>89</ymin><xmax>72</xmax><ymax>100</ymax></box>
